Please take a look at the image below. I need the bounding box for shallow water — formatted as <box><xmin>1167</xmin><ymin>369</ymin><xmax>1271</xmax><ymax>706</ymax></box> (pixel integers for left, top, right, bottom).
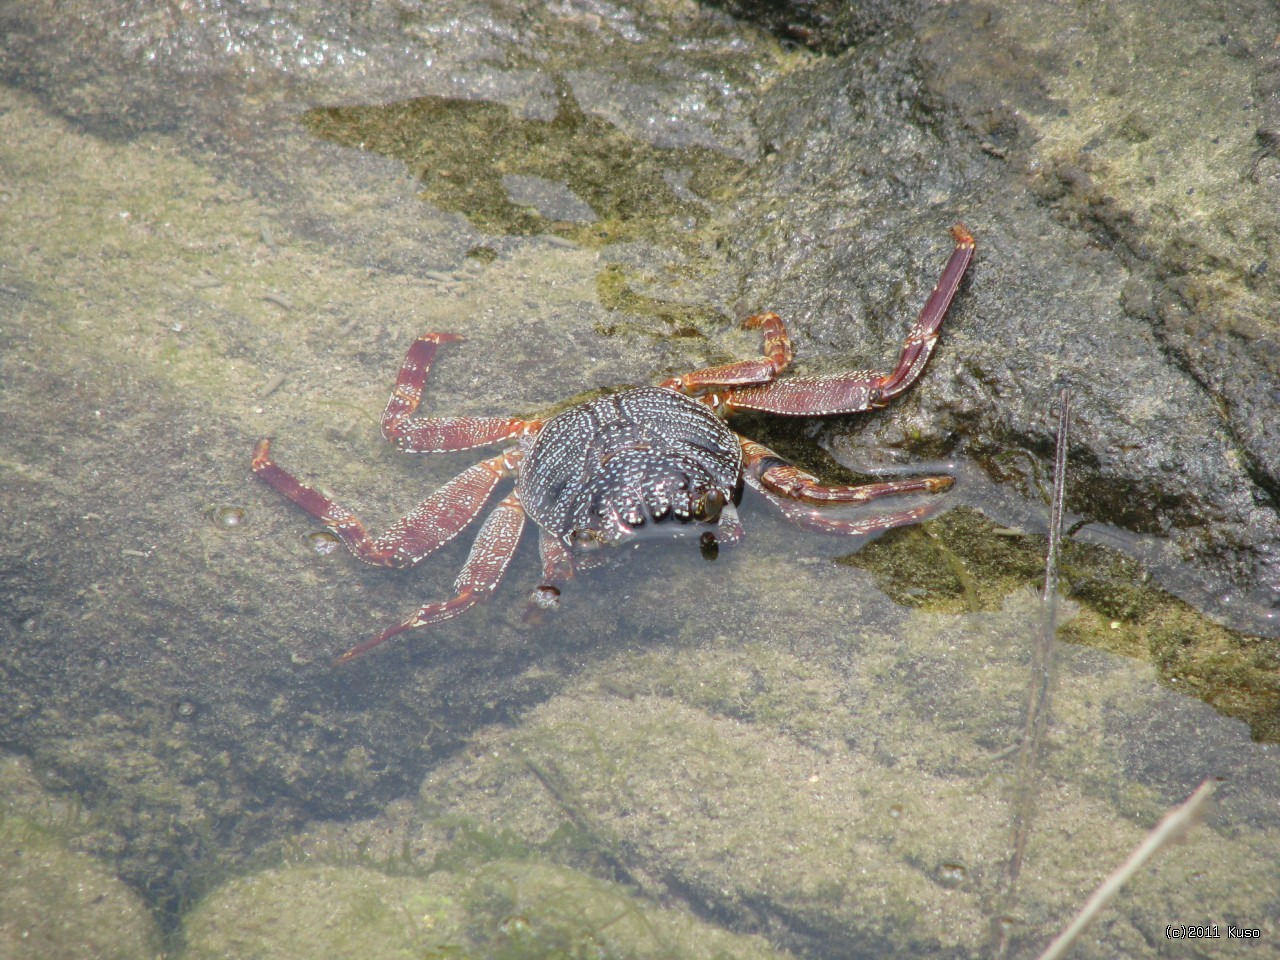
<box><xmin>1</xmin><ymin>2</ymin><xmax>1277</xmax><ymax>958</ymax></box>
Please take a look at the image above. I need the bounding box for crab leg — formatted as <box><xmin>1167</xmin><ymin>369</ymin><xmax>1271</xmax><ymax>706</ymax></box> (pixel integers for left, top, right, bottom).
<box><xmin>720</xmin><ymin>225</ymin><xmax>975</xmax><ymax>416</ymax></box>
<box><xmin>659</xmin><ymin>312</ymin><xmax>793</xmax><ymax>394</ymax></box>
<box><xmin>713</xmin><ymin>501</ymin><xmax>745</xmax><ymax>545</ymax></box>
<box><xmin>741</xmin><ymin>438</ymin><xmax>953</xmax><ymax>504</ymax></box>
<box><xmin>382</xmin><ymin>332</ymin><xmax>538</xmax><ymax>452</ymax></box>
<box><xmin>528</xmin><ymin>531</ymin><xmax>575</xmax><ymax>610</ymax></box>
<box><xmin>744</xmin><ymin>471</ymin><xmax>944</xmax><ymax>537</ymax></box>
<box><xmin>251</xmin><ymin>439</ymin><xmax>517</xmax><ymax>567</ymax></box>
<box><xmin>336</xmin><ymin>493</ymin><xmax>527</xmax><ymax>662</ymax></box>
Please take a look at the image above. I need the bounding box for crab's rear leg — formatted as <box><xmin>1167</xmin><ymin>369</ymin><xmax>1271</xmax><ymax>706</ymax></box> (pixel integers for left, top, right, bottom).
<box><xmin>251</xmin><ymin>439</ymin><xmax>518</xmax><ymax>567</ymax></box>
<box><xmin>336</xmin><ymin>493</ymin><xmax>528</xmax><ymax>663</ymax></box>
<box><xmin>721</xmin><ymin>225</ymin><xmax>975</xmax><ymax>417</ymax></box>
<box><xmin>741</xmin><ymin>437</ymin><xmax>951</xmax><ymax>536</ymax></box>
<box><xmin>383</xmin><ymin>332</ymin><xmax>539</xmax><ymax>452</ymax></box>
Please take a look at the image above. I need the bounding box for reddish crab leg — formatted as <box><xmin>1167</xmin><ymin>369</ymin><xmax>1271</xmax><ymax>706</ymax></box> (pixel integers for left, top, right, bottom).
<box><xmin>251</xmin><ymin>439</ymin><xmax>518</xmax><ymax>567</ymax></box>
<box><xmin>720</xmin><ymin>225</ymin><xmax>975</xmax><ymax>416</ymax></box>
<box><xmin>529</xmin><ymin>530</ymin><xmax>575</xmax><ymax>610</ymax></box>
<box><xmin>713</xmin><ymin>502</ymin><xmax>745</xmax><ymax>545</ymax></box>
<box><xmin>741</xmin><ymin>438</ymin><xmax>953</xmax><ymax>504</ymax></box>
<box><xmin>383</xmin><ymin>332</ymin><xmax>537</xmax><ymax>452</ymax></box>
<box><xmin>877</xmin><ymin>223</ymin><xmax>976</xmax><ymax>401</ymax></box>
<box><xmin>336</xmin><ymin>493</ymin><xmax>527</xmax><ymax>663</ymax></box>
<box><xmin>659</xmin><ymin>313</ymin><xmax>794</xmax><ymax>394</ymax></box>
<box><xmin>743</xmin><ymin>471</ymin><xmax>945</xmax><ymax>537</ymax></box>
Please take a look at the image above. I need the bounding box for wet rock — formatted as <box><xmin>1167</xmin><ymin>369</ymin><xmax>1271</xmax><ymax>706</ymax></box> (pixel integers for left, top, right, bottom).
<box><xmin>0</xmin><ymin>755</ymin><xmax>163</xmax><ymax>960</ymax></box>
<box><xmin>1</xmin><ymin>0</ymin><xmax>1277</xmax><ymax>945</ymax></box>
<box><xmin>181</xmin><ymin>860</ymin><xmax>792</xmax><ymax>959</ymax></box>
<box><xmin>294</xmin><ymin>595</ymin><xmax>1279</xmax><ymax>958</ymax></box>
<box><xmin>721</xmin><ymin>0</ymin><xmax>1280</xmax><ymax>634</ymax></box>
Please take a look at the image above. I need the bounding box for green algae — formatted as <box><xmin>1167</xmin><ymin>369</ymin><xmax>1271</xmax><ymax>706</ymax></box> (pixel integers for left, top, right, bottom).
<box><xmin>594</xmin><ymin>262</ymin><xmax>729</xmax><ymax>340</ymax></box>
<box><xmin>300</xmin><ymin>87</ymin><xmax>745</xmax><ymax>252</ymax></box>
<box><xmin>843</xmin><ymin>506</ymin><xmax>1280</xmax><ymax>741</ymax></box>
<box><xmin>181</xmin><ymin>864</ymin><xmax>470</xmax><ymax>960</ymax></box>
<box><xmin>0</xmin><ymin>755</ymin><xmax>164</xmax><ymax>960</ymax></box>
<box><xmin>1146</xmin><ymin>606</ymin><xmax>1280</xmax><ymax>743</ymax></box>
<box><xmin>180</xmin><ymin>860</ymin><xmax>791</xmax><ymax>960</ymax></box>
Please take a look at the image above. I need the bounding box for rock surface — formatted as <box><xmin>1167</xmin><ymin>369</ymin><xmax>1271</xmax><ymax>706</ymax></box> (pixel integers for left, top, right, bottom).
<box><xmin>0</xmin><ymin>1</ymin><xmax>1276</xmax><ymax>955</ymax></box>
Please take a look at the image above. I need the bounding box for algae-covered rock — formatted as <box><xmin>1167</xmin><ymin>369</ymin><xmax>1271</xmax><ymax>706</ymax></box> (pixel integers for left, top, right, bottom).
<box><xmin>181</xmin><ymin>864</ymin><xmax>469</xmax><ymax>960</ymax></box>
<box><xmin>0</xmin><ymin>756</ymin><xmax>162</xmax><ymax>960</ymax></box>
<box><xmin>0</xmin><ymin>818</ymin><xmax>164</xmax><ymax>960</ymax></box>
<box><xmin>380</xmin><ymin>592</ymin><xmax>1279</xmax><ymax>959</ymax></box>
<box><xmin>454</xmin><ymin>860</ymin><xmax>791</xmax><ymax>960</ymax></box>
<box><xmin>181</xmin><ymin>859</ymin><xmax>791</xmax><ymax>960</ymax></box>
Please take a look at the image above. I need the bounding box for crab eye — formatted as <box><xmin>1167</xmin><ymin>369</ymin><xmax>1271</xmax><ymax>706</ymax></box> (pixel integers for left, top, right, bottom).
<box><xmin>696</xmin><ymin>488</ymin><xmax>727</xmax><ymax>522</ymax></box>
<box><xmin>570</xmin><ymin>528</ymin><xmax>600</xmax><ymax>550</ymax></box>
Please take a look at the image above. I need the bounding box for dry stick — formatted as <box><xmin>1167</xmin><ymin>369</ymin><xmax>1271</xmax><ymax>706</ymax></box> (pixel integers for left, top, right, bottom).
<box><xmin>994</xmin><ymin>389</ymin><xmax>1072</xmax><ymax>956</ymax></box>
<box><xmin>1035</xmin><ymin>778</ymin><xmax>1218</xmax><ymax>960</ymax></box>
<box><xmin>1042</xmin><ymin>389</ymin><xmax>1071</xmax><ymax>611</ymax></box>
<box><xmin>1013</xmin><ymin>390</ymin><xmax>1072</xmax><ymax>872</ymax></box>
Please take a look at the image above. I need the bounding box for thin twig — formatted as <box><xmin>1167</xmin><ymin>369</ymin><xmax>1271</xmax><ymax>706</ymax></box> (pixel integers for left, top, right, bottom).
<box><xmin>1043</xmin><ymin>389</ymin><xmax>1071</xmax><ymax>604</ymax></box>
<box><xmin>1013</xmin><ymin>390</ymin><xmax>1073</xmax><ymax>873</ymax></box>
<box><xmin>1036</xmin><ymin>778</ymin><xmax>1218</xmax><ymax>960</ymax></box>
<box><xmin>995</xmin><ymin>389</ymin><xmax>1072</xmax><ymax>957</ymax></box>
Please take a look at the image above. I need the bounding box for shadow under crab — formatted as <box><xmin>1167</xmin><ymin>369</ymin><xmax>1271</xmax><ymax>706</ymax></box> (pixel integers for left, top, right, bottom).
<box><xmin>251</xmin><ymin>226</ymin><xmax>975</xmax><ymax>662</ymax></box>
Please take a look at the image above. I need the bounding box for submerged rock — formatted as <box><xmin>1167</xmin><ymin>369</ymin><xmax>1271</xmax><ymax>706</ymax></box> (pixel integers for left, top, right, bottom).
<box><xmin>0</xmin><ymin>755</ymin><xmax>163</xmax><ymax>960</ymax></box>
<box><xmin>181</xmin><ymin>860</ymin><xmax>792</xmax><ymax>960</ymax></box>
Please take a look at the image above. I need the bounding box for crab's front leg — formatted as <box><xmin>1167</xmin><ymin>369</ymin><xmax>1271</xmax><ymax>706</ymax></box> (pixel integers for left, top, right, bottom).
<box><xmin>337</xmin><ymin>492</ymin><xmax>528</xmax><ymax>662</ymax></box>
<box><xmin>745</xmin><ymin>471</ymin><xmax>944</xmax><ymax>536</ymax></box>
<box><xmin>528</xmin><ymin>530</ymin><xmax>575</xmax><ymax>611</ymax></box>
<box><xmin>719</xmin><ymin>225</ymin><xmax>974</xmax><ymax>417</ymax></box>
<box><xmin>383</xmin><ymin>332</ymin><xmax>541</xmax><ymax>452</ymax></box>
<box><xmin>659</xmin><ymin>312</ymin><xmax>794</xmax><ymax>395</ymax></box>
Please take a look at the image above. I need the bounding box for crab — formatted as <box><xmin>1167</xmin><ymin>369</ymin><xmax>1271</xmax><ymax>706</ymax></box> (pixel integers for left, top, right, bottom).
<box><xmin>252</xmin><ymin>225</ymin><xmax>974</xmax><ymax>662</ymax></box>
